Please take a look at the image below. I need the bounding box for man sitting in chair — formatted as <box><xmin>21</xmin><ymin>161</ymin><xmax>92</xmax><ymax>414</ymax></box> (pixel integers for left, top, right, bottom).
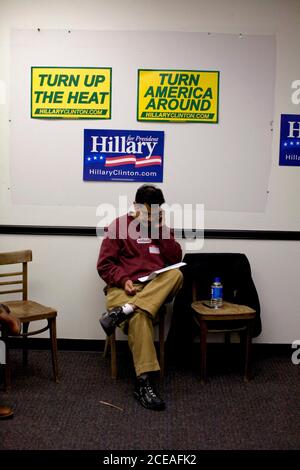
<box><xmin>0</xmin><ymin>303</ymin><xmax>21</xmax><ymax>419</ymax></box>
<box><xmin>97</xmin><ymin>184</ymin><xmax>183</xmax><ymax>411</ymax></box>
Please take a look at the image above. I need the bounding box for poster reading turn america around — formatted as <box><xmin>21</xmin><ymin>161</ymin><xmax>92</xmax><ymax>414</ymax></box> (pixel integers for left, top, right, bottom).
<box><xmin>137</xmin><ymin>69</ymin><xmax>219</xmax><ymax>123</ymax></box>
<box><xmin>31</xmin><ymin>67</ymin><xmax>112</xmax><ymax>119</ymax></box>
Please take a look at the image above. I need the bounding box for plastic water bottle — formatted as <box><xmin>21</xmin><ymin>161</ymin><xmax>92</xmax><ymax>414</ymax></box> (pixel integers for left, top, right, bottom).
<box><xmin>211</xmin><ymin>277</ymin><xmax>223</xmax><ymax>308</ymax></box>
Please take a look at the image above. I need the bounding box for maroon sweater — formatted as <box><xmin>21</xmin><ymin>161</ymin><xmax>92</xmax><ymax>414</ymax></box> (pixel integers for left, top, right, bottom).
<box><xmin>97</xmin><ymin>214</ymin><xmax>182</xmax><ymax>288</ymax></box>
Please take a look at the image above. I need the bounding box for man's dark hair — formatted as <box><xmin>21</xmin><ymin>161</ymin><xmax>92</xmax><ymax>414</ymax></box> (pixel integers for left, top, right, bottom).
<box><xmin>135</xmin><ymin>184</ymin><xmax>165</xmax><ymax>206</ymax></box>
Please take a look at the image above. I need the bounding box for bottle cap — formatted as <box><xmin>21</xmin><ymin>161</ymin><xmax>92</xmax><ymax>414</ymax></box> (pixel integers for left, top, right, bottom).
<box><xmin>214</xmin><ymin>277</ymin><xmax>221</xmax><ymax>282</ymax></box>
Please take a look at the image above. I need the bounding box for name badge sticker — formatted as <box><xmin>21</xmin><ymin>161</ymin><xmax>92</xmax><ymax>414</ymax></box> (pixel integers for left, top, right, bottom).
<box><xmin>137</xmin><ymin>238</ymin><xmax>152</xmax><ymax>244</ymax></box>
<box><xmin>149</xmin><ymin>245</ymin><xmax>160</xmax><ymax>254</ymax></box>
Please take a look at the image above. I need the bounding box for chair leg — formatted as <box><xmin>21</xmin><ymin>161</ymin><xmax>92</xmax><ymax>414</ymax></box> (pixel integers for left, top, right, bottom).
<box><xmin>159</xmin><ymin>312</ymin><xmax>165</xmax><ymax>379</ymax></box>
<box><xmin>224</xmin><ymin>332</ymin><xmax>231</xmax><ymax>345</ymax></box>
<box><xmin>103</xmin><ymin>333</ymin><xmax>117</xmax><ymax>379</ymax></box>
<box><xmin>49</xmin><ymin>318</ymin><xmax>59</xmax><ymax>383</ymax></box>
<box><xmin>22</xmin><ymin>322</ymin><xmax>29</xmax><ymax>367</ymax></box>
<box><xmin>110</xmin><ymin>333</ymin><xmax>117</xmax><ymax>379</ymax></box>
<box><xmin>243</xmin><ymin>321</ymin><xmax>253</xmax><ymax>382</ymax></box>
<box><xmin>103</xmin><ymin>336</ymin><xmax>110</xmax><ymax>357</ymax></box>
<box><xmin>3</xmin><ymin>334</ymin><xmax>11</xmax><ymax>391</ymax></box>
<box><xmin>200</xmin><ymin>319</ymin><xmax>208</xmax><ymax>383</ymax></box>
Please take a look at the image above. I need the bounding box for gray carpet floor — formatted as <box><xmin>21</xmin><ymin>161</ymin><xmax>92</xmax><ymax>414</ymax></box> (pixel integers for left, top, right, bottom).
<box><xmin>0</xmin><ymin>346</ymin><xmax>299</xmax><ymax>450</ymax></box>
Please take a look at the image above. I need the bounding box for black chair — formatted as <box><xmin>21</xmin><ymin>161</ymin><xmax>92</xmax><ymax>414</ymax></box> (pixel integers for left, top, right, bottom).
<box><xmin>167</xmin><ymin>253</ymin><xmax>261</xmax><ymax>378</ymax></box>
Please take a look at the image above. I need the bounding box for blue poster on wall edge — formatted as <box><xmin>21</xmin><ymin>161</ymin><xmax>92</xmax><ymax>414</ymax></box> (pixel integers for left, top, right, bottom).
<box><xmin>84</xmin><ymin>129</ymin><xmax>164</xmax><ymax>182</ymax></box>
<box><xmin>279</xmin><ymin>114</ymin><xmax>300</xmax><ymax>166</ymax></box>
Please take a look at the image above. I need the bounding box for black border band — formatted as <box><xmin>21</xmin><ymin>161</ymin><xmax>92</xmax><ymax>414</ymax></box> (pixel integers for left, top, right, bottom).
<box><xmin>6</xmin><ymin>337</ymin><xmax>293</xmax><ymax>352</ymax></box>
<box><xmin>0</xmin><ymin>225</ymin><xmax>300</xmax><ymax>240</ymax></box>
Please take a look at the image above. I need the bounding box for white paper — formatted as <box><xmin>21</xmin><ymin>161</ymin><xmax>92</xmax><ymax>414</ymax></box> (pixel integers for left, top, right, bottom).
<box><xmin>138</xmin><ymin>262</ymin><xmax>187</xmax><ymax>283</ymax></box>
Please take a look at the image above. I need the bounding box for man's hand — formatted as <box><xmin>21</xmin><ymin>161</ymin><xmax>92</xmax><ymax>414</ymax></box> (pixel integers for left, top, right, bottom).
<box><xmin>155</xmin><ymin>208</ymin><xmax>165</xmax><ymax>228</ymax></box>
<box><xmin>0</xmin><ymin>304</ymin><xmax>21</xmax><ymax>336</ymax></box>
<box><xmin>124</xmin><ymin>280</ymin><xmax>137</xmax><ymax>296</ymax></box>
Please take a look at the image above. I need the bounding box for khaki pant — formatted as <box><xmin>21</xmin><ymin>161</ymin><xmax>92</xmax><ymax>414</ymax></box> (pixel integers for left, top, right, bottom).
<box><xmin>106</xmin><ymin>269</ymin><xmax>183</xmax><ymax>376</ymax></box>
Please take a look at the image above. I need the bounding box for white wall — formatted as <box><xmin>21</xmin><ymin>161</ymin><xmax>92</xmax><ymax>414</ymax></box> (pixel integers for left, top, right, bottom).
<box><xmin>0</xmin><ymin>0</ymin><xmax>300</xmax><ymax>343</ymax></box>
<box><xmin>8</xmin><ymin>30</ymin><xmax>276</xmax><ymax>213</ymax></box>
<box><xmin>0</xmin><ymin>0</ymin><xmax>300</xmax><ymax>230</ymax></box>
<box><xmin>1</xmin><ymin>234</ymin><xmax>299</xmax><ymax>344</ymax></box>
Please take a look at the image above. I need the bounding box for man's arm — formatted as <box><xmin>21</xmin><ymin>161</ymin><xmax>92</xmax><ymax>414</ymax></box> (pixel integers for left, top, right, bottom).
<box><xmin>157</xmin><ymin>226</ymin><xmax>182</xmax><ymax>266</ymax></box>
<box><xmin>0</xmin><ymin>304</ymin><xmax>21</xmax><ymax>335</ymax></box>
<box><xmin>97</xmin><ymin>236</ymin><xmax>130</xmax><ymax>288</ymax></box>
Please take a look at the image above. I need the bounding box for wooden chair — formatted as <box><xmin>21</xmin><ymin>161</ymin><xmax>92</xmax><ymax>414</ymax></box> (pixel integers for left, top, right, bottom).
<box><xmin>0</xmin><ymin>250</ymin><xmax>58</xmax><ymax>390</ymax></box>
<box><xmin>191</xmin><ymin>281</ymin><xmax>256</xmax><ymax>383</ymax></box>
<box><xmin>103</xmin><ymin>305</ymin><xmax>167</xmax><ymax>379</ymax></box>
<box><xmin>168</xmin><ymin>254</ymin><xmax>261</xmax><ymax>367</ymax></box>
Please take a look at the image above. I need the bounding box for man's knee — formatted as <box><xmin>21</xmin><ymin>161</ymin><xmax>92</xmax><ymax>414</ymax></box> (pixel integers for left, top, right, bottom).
<box><xmin>174</xmin><ymin>268</ymin><xmax>184</xmax><ymax>282</ymax></box>
<box><xmin>167</xmin><ymin>268</ymin><xmax>184</xmax><ymax>288</ymax></box>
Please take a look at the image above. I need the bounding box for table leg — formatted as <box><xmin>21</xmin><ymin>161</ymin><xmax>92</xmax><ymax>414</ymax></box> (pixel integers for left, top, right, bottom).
<box><xmin>244</xmin><ymin>320</ymin><xmax>253</xmax><ymax>382</ymax></box>
<box><xmin>200</xmin><ymin>319</ymin><xmax>208</xmax><ymax>383</ymax></box>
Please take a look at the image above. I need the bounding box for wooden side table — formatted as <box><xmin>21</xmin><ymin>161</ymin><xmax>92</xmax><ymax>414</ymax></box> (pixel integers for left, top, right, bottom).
<box><xmin>191</xmin><ymin>301</ymin><xmax>256</xmax><ymax>382</ymax></box>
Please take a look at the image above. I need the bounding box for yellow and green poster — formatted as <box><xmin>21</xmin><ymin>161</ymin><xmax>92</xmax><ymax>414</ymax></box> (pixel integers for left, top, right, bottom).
<box><xmin>31</xmin><ymin>67</ymin><xmax>112</xmax><ymax>119</ymax></box>
<box><xmin>137</xmin><ymin>69</ymin><xmax>219</xmax><ymax>123</ymax></box>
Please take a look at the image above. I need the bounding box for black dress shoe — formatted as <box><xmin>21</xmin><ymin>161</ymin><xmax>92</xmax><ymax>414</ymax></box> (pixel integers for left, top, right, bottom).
<box><xmin>134</xmin><ymin>377</ymin><xmax>165</xmax><ymax>411</ymax></box>
<box><xmin>99</xmin><ymin>306</ymin><xmax>128</xmax><ymax>336</ymax></box>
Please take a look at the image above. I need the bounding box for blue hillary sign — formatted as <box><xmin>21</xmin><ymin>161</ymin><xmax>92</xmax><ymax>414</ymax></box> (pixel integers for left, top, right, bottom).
<box><xmin>83</xmin><ymin>129</ymin><xmax>164</xmax><ymax>181</ymax></box>
<box><xmin>279</xmin><ymin>114</ymin><xmax>300</xmax><ymax>166</ymax></box>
